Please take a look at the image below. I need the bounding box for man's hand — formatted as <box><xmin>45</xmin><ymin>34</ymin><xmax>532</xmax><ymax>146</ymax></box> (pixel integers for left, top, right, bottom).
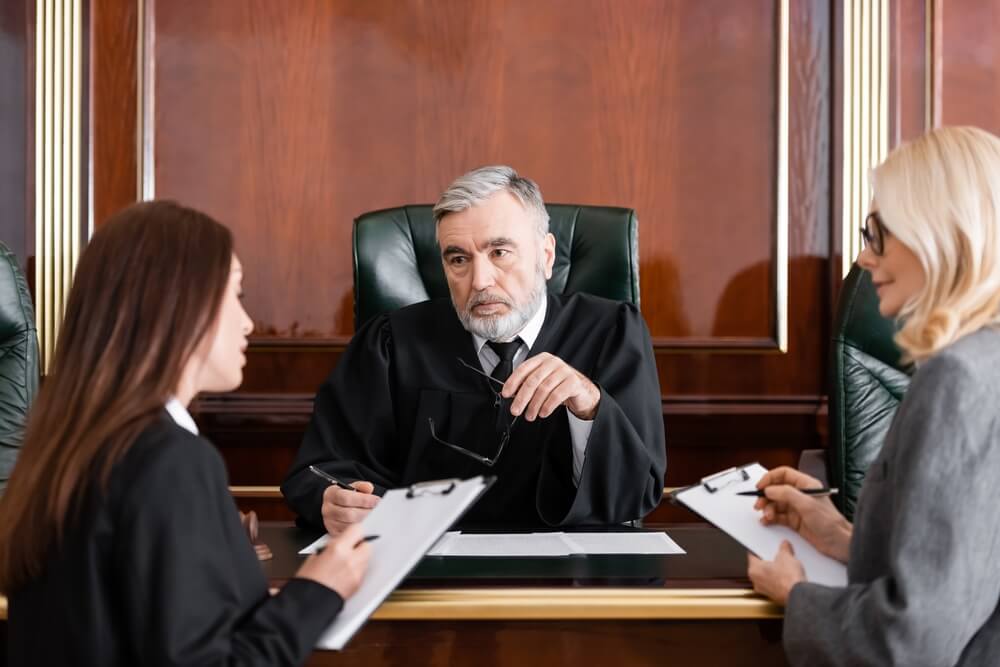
<box><xmin>321</xmin><ymin>481</ymin><xmax>379</xmax><ymax>536</ymax></box>
<box><xmin>502</xmin><ymin>352</ymin><xmax>600</xmax><ymax>421</ymax></box>
<box><xmin>747</xmin><ymin>540</ymin><xmax>806</xmax><ymax>605</ymax></box>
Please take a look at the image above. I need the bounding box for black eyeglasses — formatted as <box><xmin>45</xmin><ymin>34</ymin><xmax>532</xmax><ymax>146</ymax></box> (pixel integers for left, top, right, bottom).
<box><xmin>427</xmin><ymin>357</ymin><xmax>519</xmax><ymax>467</ymax></box>
<box><xmin>860</xmin><ymin>211</ymin><xmax>887</xmax><ymax>256</ymax></box>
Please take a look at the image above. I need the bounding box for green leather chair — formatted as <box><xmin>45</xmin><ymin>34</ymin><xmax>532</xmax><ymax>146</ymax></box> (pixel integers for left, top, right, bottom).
<box><xmin>0</xmin><ymin>242</ymin><xmax>39</xmax><ymax>493</ymax></box>
<box><xmin>827</xmin><ymin>264</ymin><xmax>912</xmax><ymax>520</ymax></box>
<box><xmin>352</xmin><ymin>204</ymin><xmax>640</xmax><ymax>330</ymax></box>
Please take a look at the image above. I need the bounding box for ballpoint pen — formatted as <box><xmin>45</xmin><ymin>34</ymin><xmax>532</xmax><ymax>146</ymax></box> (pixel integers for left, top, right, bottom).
<box><xmin>308</xmin><ymin>464</ymin><xmax>357</xmax><ymax>492</ymax></box>
<box><xmin>736</xmin><ymin>487</ymin><xmax>839</xmax><ymax>498</ymax></box>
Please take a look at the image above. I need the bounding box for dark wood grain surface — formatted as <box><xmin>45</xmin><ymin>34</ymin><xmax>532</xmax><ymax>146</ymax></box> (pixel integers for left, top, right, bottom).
<box><xmin>257</xmin><ymin>521</ymin><xmax>790</xmax><ymax>666</ymax></box>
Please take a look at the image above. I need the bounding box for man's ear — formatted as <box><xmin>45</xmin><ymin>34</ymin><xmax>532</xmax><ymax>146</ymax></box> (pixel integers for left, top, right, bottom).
<box><xmin>542</xmin><ymin>233</ymin><xmax>556</xmax><ymax>279</ymax></box>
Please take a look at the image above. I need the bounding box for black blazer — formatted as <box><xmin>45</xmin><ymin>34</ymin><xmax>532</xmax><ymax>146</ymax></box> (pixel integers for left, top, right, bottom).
<box><xmin>8</xmin><ymin>413</ymin><xmax>342</xmax><ymax>666</ymax></box>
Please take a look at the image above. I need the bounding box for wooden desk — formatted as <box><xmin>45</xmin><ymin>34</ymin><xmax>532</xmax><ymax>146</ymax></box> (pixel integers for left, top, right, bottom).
<box><xmin>266</xmin><ymin>522</ymin><xmax>788</xmax><ymax>666</ymax></box>
<box><xmin>0</xmin><ymin>523</ymin><xmax>790</xmax><ymax>666</ymax></box>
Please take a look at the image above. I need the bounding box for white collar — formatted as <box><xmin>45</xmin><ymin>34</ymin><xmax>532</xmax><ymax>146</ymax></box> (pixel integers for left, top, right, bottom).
<box><xmin>472</xmin><ymin>295</ymin><xmax>547</xmax><ymax>355</ymax></box>
<box><xmin>165</xmin><ymin>397</ymin><xmax>199</xmax><ymax>435</ymax></box>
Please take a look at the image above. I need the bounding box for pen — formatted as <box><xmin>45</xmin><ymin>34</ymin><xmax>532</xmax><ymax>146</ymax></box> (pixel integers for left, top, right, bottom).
<box><xmin>737</xmin><ymin>487</ymin><xmax>839</xmax><ymax>498</ymax></box>
<box><xmin>308</xmin><ymin>464</ymin><xmax>357</xmax><ymax>491</ymax></box>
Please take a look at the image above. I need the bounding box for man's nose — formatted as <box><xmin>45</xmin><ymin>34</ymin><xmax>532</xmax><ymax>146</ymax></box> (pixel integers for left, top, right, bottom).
<box><xmin>470</xmin><ymin>255</ymin><xmax>495</xmax><ymax>291</ymax></box>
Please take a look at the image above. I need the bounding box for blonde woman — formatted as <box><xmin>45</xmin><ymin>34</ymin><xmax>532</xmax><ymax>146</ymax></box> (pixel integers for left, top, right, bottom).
<box><xmin>748</xmin><ymin>126</ymin><xmax>1000</xmax><ymax>665</ymax></box>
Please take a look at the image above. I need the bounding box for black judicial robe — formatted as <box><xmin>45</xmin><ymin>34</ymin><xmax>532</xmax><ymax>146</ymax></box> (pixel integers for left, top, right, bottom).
<box><xmin>282</xmin><ymin>293</ymin><xmax>666</xmax><ymax>528</ymax></box>
<box><xmin>8</xmin><ymin>414</ymin><xmax>342</xmax><ymax>667</ymax></box>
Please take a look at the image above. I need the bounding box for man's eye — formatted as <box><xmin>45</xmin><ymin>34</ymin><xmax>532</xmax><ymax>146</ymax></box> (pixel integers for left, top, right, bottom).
<box><xmin>492</xmin><ymin>248</ymin><xmax>510</xmax><ymax>258</ymax></box>
<box><xmin>450</xmin><ymin>256</ymin><xmax>467</xmax><ymax>265</ymax></box>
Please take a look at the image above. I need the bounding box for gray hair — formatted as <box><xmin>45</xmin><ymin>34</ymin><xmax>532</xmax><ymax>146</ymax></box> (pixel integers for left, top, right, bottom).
<box><xmin>433</xmin><ymin>165</ymin><xmax>550</xmax><ymax>238</ymax></box>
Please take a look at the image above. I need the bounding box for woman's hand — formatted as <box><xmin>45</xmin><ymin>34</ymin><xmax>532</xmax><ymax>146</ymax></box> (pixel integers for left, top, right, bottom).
<box><xmin>296</xmin><ymin>524</ymin><xmax>371</xmax><ymax>599</ymax></box>
<box><xmin>754</xmin><ymin>466</ymin><xmax>853</xmax><ymax>563</ymax></box>
<box><xmin>747</xmin><ymin>541</ymin><xmax>806</xmax><ymax>605</ymax></box>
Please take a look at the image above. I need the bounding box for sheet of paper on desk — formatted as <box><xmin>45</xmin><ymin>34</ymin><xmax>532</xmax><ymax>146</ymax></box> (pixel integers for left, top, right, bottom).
<box><xmin>427</xmin><ymin>532</ymin><xmax>572</xmax><ymax>556</ymax></box>
<box><xmin>426</xmin><ymin>531</ymin><xmax>685</xmax><ymax>556</ymax></box>
<box><xmin>561</xmin><ymin>532</ymin><xmax>684</xmax><ymax>555</ymax></box>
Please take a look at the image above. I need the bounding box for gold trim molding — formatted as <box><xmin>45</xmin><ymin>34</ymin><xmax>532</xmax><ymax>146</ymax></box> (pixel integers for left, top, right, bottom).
<box><xmin>138</xmin><ymin>0</ymin><xmax>155</xmax><ymax>200</ymax></box>
<box><xmin>0</xmin><ymin>587</ymin><xmax>782</xmax><ymax>623</ymax></box>
<box><xmin>370</xmin><ymin>588</ymin><xmax>783</xmax><ymax>621</ymax></box>
<box><xmin>842</xmin><ymin>0</ymin><xmax>890</xmax><ymax>276</ymax></box>
<box><xmin>34</xmin><ymin>0</ymin><xmax>84</xmax><ymax>371</ymax></box>
<box><xmin>773</xmin><ymin>0</ymin><xmax>789</xmax><ymax>354</ymax></box>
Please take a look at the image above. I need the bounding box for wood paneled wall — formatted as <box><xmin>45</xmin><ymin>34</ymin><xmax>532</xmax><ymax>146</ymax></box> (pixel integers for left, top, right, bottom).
<box><xmin>85</xmin><ymin>0</ymin><xmax>834</xmax><ymax>519</ymax></box>
<box><xmin>2</xmin><ymin>0</ymin><xmax>976</xmax><ymax>520</ymax></box>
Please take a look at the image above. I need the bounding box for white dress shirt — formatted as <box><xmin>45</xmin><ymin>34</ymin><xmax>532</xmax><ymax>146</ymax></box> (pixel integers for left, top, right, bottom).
<box><xmin>165</xmin><ymin>397</ymin><xmax>199</xmax><ymax>435</ymax></box>
<box><xmin>470</xmin><ymin>298</ymin><xmax>593</xmax><ymax>485</ymax></box>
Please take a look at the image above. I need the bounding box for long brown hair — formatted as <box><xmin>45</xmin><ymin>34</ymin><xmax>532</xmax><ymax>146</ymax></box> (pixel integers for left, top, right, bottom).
<box><xmin>0</xmin><ymin>201</ymin><xmax>233</xmax><ymax>592</ymax></box>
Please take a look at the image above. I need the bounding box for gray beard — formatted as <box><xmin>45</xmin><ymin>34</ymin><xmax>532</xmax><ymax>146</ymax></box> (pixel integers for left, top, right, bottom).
<box><xmin>454</xmin><ymin>265</ymin><xmax>547</xmax><ymax>342</ymax></box>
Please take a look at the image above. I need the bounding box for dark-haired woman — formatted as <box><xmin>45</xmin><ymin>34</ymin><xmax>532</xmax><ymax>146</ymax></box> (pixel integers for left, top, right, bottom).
<box><xmin>0</xmin><ymin>201</ymin><xmax>370</xmax><ymax>666</ymax></box>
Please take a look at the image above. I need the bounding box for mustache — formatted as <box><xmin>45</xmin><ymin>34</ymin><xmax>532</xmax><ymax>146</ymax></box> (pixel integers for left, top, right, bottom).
<box><xmin>466</xmin><ymin>292</ymin><xmax>513</xmax><ymax>311</ymax></box>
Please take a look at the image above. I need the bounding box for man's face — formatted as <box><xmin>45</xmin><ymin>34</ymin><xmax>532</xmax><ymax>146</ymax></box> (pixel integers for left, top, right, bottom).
<box><xmin>438</xmin><ymin>191</ymin><xmax>555</xmax><ymax>341</ymax></box>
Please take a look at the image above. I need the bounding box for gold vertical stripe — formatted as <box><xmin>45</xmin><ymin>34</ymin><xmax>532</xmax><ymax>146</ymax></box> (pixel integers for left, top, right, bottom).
<box><xmin>34</xmin><ymin>0</ymin><xmax>84</xmax><ymax>372</ymax></box>
<box><xmin>72</xmin><ymin>0</ymin><xmax>82</xmax><ymax>262</ymax></box>
<box><xmin>34</xmin><ymin>0</ymin><xmax>43</xmax><ymax>365</ymax></box>
<box><xmin>138</xmin><ymin>0</ymin><xmax>154</xmax><ymax>200</ymax></box>
<box><xmin>42</xmin><ymin>0</ymin><xmax>53</xmax><ymax>367</ymax></box>
<box><xmin>774</xmin><ymin>0</ymin><xmax>788</xmax><ymax>353</ymax></box>
<box><xmin>842</xmin><ymin>0</ymin><xmax>889</xmax><ymax>277</ymax></box>
<box><xmin>879</xmin><ymin>0</ymin><xmax>889</xmax><ymax>160</ymax></box>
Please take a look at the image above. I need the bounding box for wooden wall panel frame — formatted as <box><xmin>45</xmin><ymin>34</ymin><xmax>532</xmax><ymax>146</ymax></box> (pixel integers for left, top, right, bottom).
<box><xmin>140</xmin><ymin>0</ymin><xmax>793</xmax><ymax>355</ymax></box>
<box><xmin>87</xmin><ymin>0</ymin><xmax>835</xmax><ymax>512</ymax></box>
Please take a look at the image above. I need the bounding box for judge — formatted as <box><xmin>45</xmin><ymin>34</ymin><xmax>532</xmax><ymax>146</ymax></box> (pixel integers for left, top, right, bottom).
<box><xmin>283</xmin><ymin>166</ymin><xmax>666</xmax><ymax>532</ymax></box>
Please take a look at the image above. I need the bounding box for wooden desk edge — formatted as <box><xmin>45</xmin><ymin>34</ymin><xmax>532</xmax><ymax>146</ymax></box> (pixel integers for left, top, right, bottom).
<box><xmin>0</xmin><ymin>588</ymin><xmax>781</xmax><ymax>623</ymax></box>
<box><xmin>369</xmin><ymin>587</ymin><xmax>782</xmax><ymax>620</ymax></box>
<box><xmin>229</xmin><ymin>486</ymin><xmax>678</xmax><ymax>499</ymax></box>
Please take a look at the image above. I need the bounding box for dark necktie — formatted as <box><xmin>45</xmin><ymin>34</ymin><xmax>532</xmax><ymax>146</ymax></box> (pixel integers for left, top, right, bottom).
<box><xmin>486</xmin><ymin>339</ymin><xmax>521</xmax><ymax>435</ymax></box>
<box><xmin>487</xmin><ymin>339</ymin><xmax>521</xmax><ymax>384</ymax></box>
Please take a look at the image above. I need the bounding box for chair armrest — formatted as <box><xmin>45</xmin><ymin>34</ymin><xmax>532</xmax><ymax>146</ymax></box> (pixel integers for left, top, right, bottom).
<box><xmin>796</xmin><ymin>449</ymin><xmax>829</xmax><ymax>486</ymax></box>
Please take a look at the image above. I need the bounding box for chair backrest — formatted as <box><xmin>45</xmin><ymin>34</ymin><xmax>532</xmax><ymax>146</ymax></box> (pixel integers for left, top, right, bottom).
<box><xmin>828</xmin><ymin>263</ymin><xmax>911</xmax><ymax>519</ymax></box>
<box><xmin>0</xmin><ymin>243</ymin><xmax>39</xmax><ymax>492</ymax></box>
<box><xmin>352</xmin><ymin>204</ymin><xmax>640</xmax><ymax>331</ymax></box>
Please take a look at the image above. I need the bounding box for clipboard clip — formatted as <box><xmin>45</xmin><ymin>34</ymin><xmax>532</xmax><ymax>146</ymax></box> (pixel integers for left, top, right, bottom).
<box><xmin>406</xmin><ymin>478</ymin><xmax>460</xmax><ymax>498</ymax></box>
<box><xmin>700</xmin><ymin>466</ymin><xmax>750</xmax><ymax>493</ymax></box>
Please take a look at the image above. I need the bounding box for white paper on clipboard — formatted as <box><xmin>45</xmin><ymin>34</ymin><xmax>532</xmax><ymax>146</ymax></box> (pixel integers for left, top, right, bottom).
<box><xmin>673</xmin><ymin>463</ymin><xmax>847</xmax><ymax>587</ymax></box>
<box><xmin>312</xmin><ymin>475</ymin><xmax>494</xmax><ymax>650</ymax></box>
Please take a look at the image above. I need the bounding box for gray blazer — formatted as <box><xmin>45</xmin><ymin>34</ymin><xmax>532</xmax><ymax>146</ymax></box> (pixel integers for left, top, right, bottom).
<box><xmin>785</xmin><ymin>327</ymin><xmax>1000</xmax><ymax>666</ymax></box>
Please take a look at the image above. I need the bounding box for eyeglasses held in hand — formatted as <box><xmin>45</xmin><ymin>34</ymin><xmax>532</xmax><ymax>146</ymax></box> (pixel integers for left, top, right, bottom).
<box><xmin>426</xmin><ymin>357</ymin><xmax>519</xmax><ymax>467</ymax></box>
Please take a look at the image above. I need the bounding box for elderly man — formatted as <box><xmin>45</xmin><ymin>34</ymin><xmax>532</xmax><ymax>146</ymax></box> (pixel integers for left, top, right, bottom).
<box><xmin>282</xmin><ymin>166</ymin><xmax>665</xmax><ymax>531</ymax></box>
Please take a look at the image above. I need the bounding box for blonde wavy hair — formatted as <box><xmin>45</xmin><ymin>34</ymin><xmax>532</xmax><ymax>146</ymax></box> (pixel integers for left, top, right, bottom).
<box><xmin>872</xmin><ymin>126</ymin><xmax>1000</xmax><ymax>361</ymax></box>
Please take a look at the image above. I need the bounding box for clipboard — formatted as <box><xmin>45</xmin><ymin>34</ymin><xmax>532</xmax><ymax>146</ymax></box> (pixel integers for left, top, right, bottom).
<box><xmin>670</xmin><ymin>463</ymin><xmax>847</xmax><ymax>587</ymax></box>
<box><xmin>309</xmin><ymin>475</ymin><xmax>496</xmax><ymax>650</ymax></box>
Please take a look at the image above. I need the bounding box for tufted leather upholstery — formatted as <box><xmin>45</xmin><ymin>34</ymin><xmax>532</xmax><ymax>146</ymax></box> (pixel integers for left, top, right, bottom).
<box><xmin>827</xmin><ymin>264</ymin><xmax>911</xmax><ymax>519</ymax></box>
<box><xmin>352</xmin><ymin>204</ymin><xmax>640</xmax><ymax>331</ymax></box>
<box><xmin>0</xmin><ymin>243</ymin><xmax>39</xmax><ymax>493</ymax></box>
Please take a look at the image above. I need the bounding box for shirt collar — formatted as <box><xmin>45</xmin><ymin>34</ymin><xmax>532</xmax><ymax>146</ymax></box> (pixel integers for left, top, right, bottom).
<box><xmin>472</xmin><ymin>295</ymin><xmax>547</xmax><ymax>355</ymax></box>
<box><xmin>165</xmin><ymin>397</ymin><xmax>199</xmax><ymax>435</ymax></box>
